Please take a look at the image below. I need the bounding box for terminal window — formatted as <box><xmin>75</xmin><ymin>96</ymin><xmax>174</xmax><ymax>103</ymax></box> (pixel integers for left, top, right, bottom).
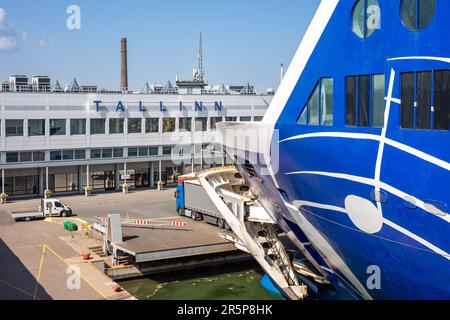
<box><xmin>6</xmin><ymin>153</ymin><xmax>19</xmax><ymax>163</ymax></box>
<box><xmin>90</xmin><ymin>149</ymin><xmax>101</xmax><ymax>159</ymax></box>
<box><xmin>28</xmin><ymin>119</ymin><xmax>45</xmax><ymax>136</ymax></box>
<box><xmin>5</xmin><ymin>120</ymin><xmax>23</xmax><ymax>137</ymax></box>
<box><xmin>145</xmin><ymin>118</ymin><xmax>159</xmax><ymax>133</ymax></box>
<box><xmin>109</xmin><ymin>118</ymin><xmax>124</xmax><ymax>134</ymax></box>
<box><xmin>195</xmin><ymin>117</ymin><xmax>207</xmax><ymax>131</ymax></box>
<box><xmin>210</xmin><ymin>117</ymin><xmax>223</xmax><ymax>130</ymax></box>
<box><xmin>50</xmin><ymin>151</ymin><xmax>62</xmax><ymax>161</ymax></box>
<box><xmin>102</xmin><ymin>149</ymin><xmax>113</xmax><ymax>158</ymax></box>
<box><xmin>162</xmin><ymin>118</ymin><xmax>176</xmax><ymax>133</ymax></box>
<box><xmin>149</xmin><ymin>147</ymin><xmax>159</xmax><ymax>156</ymax></box>
<box><xmin>179</xmin><ymin>117</ymin><xmax>192</xmax><ymax>132</ymax></box>
<box><xmin>91</xmin><ymin>119</ymin><xmax>105</xmax><ymax>134</ymax></box>
<box><xmin>113</xmin><ymin>148</ymin><xmax>123</xmax><ymax>158</ymax></box>
<box><xmin>128</xmin><ymin>148</ymin><xmax>138</xmax><ymax>157</ymax></box>
<box><xmin>50</xmin><ymin>119</ymin><xmax>66</xmax><ymax>136</ymax></box>
<box><xmin>128</xmin><ymin>118</ymin><xmax>142</xmax><ymax>134</ymax></box>
<box><xmin>20</xmin><ymin>152</ymin><xmax>32</xmax><ymax>162</ymax></box>
<box><xmin>70</xmin><ymin>119</ymin><xmax>86</xmax><ymax>135</ymax></box>
<box><xmin>163</xmin><ymin>146</ymin><xmax>173</xmax><ymax>155</ymax></box>
<box><xmin>138</xmin><ymin>147</ymin><xmax>148</xmax><ymax>157</ymax></box>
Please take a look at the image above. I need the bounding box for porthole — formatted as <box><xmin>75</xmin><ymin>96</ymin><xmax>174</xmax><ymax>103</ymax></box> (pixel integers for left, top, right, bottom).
<box><xmin>401</xmin><ymin>0</ymin><xmax>436</xmax><ymax>31</ymax></box>
<box><xmin>352</xmin><ymin>0</ymin><xmax>381</xmax><ymax>39</ymax></box>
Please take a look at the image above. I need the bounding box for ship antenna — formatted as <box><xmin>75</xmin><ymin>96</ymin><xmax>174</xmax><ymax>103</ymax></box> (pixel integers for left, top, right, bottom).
<box><xmin>198</xmin><ymin>32</ymin><xmax>204</xmax><ymax>81</ymax></box>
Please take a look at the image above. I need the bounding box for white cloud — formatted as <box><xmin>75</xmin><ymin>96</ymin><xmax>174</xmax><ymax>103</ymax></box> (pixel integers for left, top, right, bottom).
<box><xmin>0</xmin><ymin>8</ymin><xmax>6</xmax><ymax>22</ymax></box>
<box><xmin>0</xmin><ymin>8</ymin><xmax>18</xmax><ymax>51</ymax></box>
<box><xmin>38</xmin><ymin>40</ymin><xmax>46</xmax><ymax>47</ymax></box>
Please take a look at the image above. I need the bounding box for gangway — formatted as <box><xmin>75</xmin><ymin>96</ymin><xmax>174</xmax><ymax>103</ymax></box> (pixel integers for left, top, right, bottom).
<box><xmin>196</xmin><ymin>166</ymin><xmax>308</xmax><ymax>300</ymax></box>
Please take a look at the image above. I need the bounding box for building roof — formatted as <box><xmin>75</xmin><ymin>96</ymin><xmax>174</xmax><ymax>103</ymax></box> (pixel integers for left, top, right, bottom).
<box><xmin>52</xmin><ymin>80</ymin><xmax>63</xmax><ymax>92</ymax></box>
<box><xmin>67</xmin><ymin>78</ymin><xmax>81</xmax><ymax>92</ymax></box>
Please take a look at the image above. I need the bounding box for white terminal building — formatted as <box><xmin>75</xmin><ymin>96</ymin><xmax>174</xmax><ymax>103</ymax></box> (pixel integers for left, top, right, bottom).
<box><xmin>0</xmin><ymin>76</ymin><xmax>272</xmax><ymax>198</ymax></box>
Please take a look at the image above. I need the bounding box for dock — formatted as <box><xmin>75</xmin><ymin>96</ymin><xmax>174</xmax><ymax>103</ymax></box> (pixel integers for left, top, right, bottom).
<box><xmin>103</xmin><ymin>217</ymin><xmax>251</xmax><ymax>280</ymax></box>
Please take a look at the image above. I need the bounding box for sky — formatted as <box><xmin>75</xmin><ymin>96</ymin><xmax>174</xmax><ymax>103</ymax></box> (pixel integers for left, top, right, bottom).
<box><xmin>0</xmin><ymin>0</ymin><xmax>320</xmax><ymax>92</ymax></box>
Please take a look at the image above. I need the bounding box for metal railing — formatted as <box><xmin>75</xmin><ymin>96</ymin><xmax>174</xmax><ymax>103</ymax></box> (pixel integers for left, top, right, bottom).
<box><xmin>1</xmin><ymin>85</ymin><xmax>267</xmax><ymax>96</ymax></box>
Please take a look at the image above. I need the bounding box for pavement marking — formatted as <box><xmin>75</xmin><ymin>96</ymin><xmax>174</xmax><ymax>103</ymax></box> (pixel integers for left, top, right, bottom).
<box><xmin>0</xmin><ymin>243</ymin><xmax>45</xmax><ymax>252</ymax></box>
<box><xmin>44</xmin><ymin>217</ymin><xmax>89</xmax><ymax>225</ymax></box>
<box><xmin>1</xmin><ymin>242</ymin><xmax>109</xmax><ymax>300</ymax></box>
<box><xmin>44</xmin><ymin>244</ymin><xmax>109</xmax><ymax>300</ymax></box>
<box><xmin>0</xmin><ymin>278</ymin><xmax>39</xmax><ymax>300</ymax></box>
<box><xmin>33</xmin><ymin>244</ymin><xmax>46</xmax><ymax>300</ymax></box>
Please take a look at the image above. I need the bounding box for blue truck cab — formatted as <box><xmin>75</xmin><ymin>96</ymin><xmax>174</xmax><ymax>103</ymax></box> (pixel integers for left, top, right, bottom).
<box><xmin>175</xmin><ymin>174</ymin><xmax>196</xmax><ymax>215</ymax></box>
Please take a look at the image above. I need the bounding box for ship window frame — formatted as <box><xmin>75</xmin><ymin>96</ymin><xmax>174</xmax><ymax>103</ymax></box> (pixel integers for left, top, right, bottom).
<box><xmin>351</xmin><ymin>0</ymin><xmax>381</xmax><ymax>39</ymax></box>
<box><xmin>434</xmin><ymin>70</ymin><xmax>450</xmax><ymax>131</ymax></box>
<box><xmin>400</xmin><ymin>0</ymin><xmax>437</xmax><ymax>32</ymax></box>
<box><xmin>400</xmin><ymin>69</ymin><xmax>450</xmax><ymax>131</ymax></box>
<box><xmin>345</xmin><ymin>74</ymin><xmax>385</xmax><ymax>128</ymax></box>
<box><xmin>297</xmin><ymin>78</ymin><xmax>334</xmax><ymax>127</ymax></box>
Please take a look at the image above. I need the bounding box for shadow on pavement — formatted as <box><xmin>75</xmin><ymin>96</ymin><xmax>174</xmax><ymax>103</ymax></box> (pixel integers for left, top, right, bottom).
<box><xmin>0</xmin><ymin>238</ymin><xmax>52</xmax><ymax>300</ymax></box>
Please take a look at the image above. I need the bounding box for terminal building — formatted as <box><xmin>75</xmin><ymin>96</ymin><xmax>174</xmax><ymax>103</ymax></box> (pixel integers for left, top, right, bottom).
<box><xmin>0</xmin><ymin>37</ymin><xmax>273</xmax><ymax>199</ymax></box>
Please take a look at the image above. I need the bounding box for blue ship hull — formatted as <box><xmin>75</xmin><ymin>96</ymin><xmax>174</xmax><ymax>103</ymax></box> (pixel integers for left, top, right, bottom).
<box><xmin>228</xmin><ymin>0</ymin><xmax>450</xmax><ymax>299</ymax></box>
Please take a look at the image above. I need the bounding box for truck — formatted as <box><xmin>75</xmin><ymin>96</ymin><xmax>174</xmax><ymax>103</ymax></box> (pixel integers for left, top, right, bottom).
<box><xmin>175</xmin><ymin>175</ymin><xmax>229</xmax><ymax>229</ymax></box>
<box><xmin>11</xmin><ymin>198</ymin><xmax>73</xmax><ymax>222</ymax></box>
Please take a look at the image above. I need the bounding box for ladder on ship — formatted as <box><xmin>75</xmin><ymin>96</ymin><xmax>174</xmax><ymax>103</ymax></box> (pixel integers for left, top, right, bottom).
<box><xmin>261</xmin><ymin>223</ymin><xmax>299</xmax><ymax>287</ymax></box>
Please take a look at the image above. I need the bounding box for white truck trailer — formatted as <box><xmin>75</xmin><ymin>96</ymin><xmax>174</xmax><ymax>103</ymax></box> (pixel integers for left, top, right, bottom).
<box><xmin>175</xmin><ymin>178</ymin><xmax>229</xmax><ymax>229</ymax></box>
<box><xmin>11</xmin><ymin>198</ymin><xmax>73</xmax><ymax>222</ymax></box>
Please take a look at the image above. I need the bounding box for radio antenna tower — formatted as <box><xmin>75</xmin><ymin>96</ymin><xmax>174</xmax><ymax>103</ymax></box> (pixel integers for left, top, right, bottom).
<box><xmin>194</xmin><ymin>32</ymin><xmax>205</xmax><ymax>82</ymax></box>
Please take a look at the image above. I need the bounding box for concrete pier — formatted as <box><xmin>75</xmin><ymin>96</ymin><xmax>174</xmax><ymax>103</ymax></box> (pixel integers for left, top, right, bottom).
<box><xmin>106</xmin><ymin>217</ymin><xmax>250</xmax><ymax>280</ymax></box>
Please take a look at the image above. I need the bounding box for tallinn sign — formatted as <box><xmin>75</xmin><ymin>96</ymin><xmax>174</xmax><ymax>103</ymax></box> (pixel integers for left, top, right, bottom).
<box><xmin>93</xmin><ymin>100</ymin><xmax>223</xmax><ymax>113</ymax></box>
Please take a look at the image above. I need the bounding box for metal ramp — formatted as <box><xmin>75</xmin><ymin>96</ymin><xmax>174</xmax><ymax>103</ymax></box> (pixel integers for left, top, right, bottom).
<box><xmin>197</xmin><ymin>166</ymin><xmax>307</xmax><ymax>300</ymax></box>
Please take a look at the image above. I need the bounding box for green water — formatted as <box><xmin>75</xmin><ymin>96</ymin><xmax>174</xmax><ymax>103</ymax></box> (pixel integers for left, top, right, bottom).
<box><xmin>119</xmin><ymin>263</ymin><xmax>283</xmax><ymax>300</ymax></box>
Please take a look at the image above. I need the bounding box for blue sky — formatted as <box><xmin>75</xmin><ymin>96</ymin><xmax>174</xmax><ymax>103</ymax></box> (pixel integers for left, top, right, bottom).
<box><xmin>0</xmin><ymin>0</ymin><xmax>320</xmax><ymax>91</ymax></box>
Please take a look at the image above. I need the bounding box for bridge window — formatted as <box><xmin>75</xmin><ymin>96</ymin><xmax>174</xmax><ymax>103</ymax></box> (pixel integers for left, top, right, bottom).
<box><xmin>401</xmin><ymin>0</ymin><xmax>436</xmax><ymax>31</ymax></box>
<box><xmin>346</xmin><ymin>74</ymin><xmax>385</xmax><ymax>127</ymax></box>
<box><xmin>352</xmin><ymin>0</ymin><xmax>381</xmax><ymax>39</ymax></box>
<box><xmin>297</xmin><ymin>78</ymin><xmax>333</xmax><ymax>126</ymax></box>
<box><xmin>401</xmin><ymin>70</ymin><xmax>450</xmax><ymax>130</ymax></box>
<box><xmin>434</xmin><ymin>70</ymin><xmax>450</xmax><ymax>130</ymax></box>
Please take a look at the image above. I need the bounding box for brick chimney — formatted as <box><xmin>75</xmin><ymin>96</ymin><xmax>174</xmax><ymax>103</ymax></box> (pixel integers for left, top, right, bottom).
<box><xmin>121</xmin><ymin>37</ymin><xmax>128</xmax><ymax>91</ymax></box>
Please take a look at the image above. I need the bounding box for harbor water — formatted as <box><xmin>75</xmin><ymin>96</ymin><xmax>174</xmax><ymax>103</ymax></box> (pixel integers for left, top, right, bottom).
<box><xmin>119</xmin><ymin>263</ymin><xmax>283</xmax><ymax>300</ymax></box>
